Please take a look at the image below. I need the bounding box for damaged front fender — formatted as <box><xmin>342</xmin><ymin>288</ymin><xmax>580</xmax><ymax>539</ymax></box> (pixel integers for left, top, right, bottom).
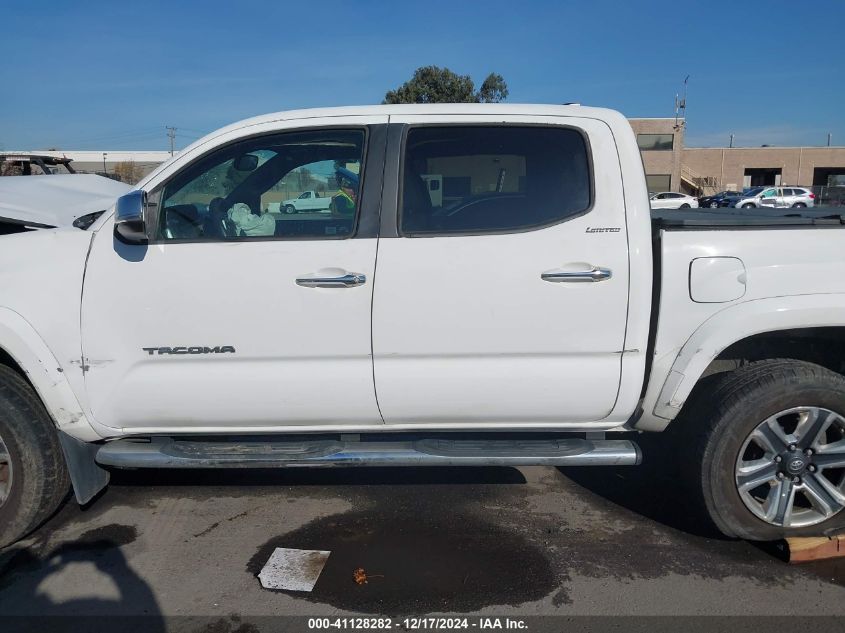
<box><xmin>0</xmin><ymin>307</ymin><xmax>99</xmax><ymax>441</ymax></box>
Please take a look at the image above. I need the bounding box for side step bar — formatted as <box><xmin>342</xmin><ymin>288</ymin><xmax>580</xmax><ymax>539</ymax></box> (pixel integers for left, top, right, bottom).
<box><xmin>96</xmin><ymin>436</ymin><xmax>641</xmax><ymax>469</ymax></box>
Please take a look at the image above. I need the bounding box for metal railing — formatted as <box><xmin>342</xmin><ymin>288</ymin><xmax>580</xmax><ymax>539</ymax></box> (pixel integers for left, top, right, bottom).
<box><xmin>681</xmin><ymin>165</ymin><xmax>720</xmax><ymax>195</ymax></box>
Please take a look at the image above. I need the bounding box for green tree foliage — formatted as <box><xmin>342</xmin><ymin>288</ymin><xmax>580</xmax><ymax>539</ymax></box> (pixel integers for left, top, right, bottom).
<box><xmin>383</xmin><ymin>66</ymin><xmax>509</xmax><ymax>104</ymax></box>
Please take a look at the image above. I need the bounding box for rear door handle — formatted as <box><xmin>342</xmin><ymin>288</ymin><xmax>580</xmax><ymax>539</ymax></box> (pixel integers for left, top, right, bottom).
<box><xmin>296</xmin><ymin>273</ymin><xmax>366</xmax><ymax>288</ymax></box>
<box><xmin>541</xmin><ymin>267</ymin><xmax>612</xmax><ymax>283</ymax></box>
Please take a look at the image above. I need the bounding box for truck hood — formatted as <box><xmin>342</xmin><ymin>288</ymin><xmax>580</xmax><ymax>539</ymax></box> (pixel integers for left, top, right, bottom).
<box><xmin>0</xmin><ymin>174</ymin><xmax>131</xmax><ymax>228</ymax></box>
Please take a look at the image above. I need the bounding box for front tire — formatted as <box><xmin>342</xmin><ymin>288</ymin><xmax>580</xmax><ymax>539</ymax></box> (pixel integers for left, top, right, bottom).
<box><xmin>680</xmin><ymin>203</ymin><xmax>691</xmax><ymax>209</ymax></box>
<box><xmin>682</xmin><ymin>359</ymin><xmax>845</xmax><ymax>540</ymax></box>
<box><xmin>0</xmin><ymin>366</ymin><xmax>70</xmax><ymax>548</ymax></box>
<box><xmin>284</xmin><ymin>205</ymin><xmax>297</xmax><ymax>215</ymax></box>
<box><xmin>742</xmin><ymin>203</ymin><xmax>756</xmax><ymax>209</ymax></box>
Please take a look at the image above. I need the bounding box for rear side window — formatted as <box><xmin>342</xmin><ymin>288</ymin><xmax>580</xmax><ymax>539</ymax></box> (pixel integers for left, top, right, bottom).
<box><xmin>400</xmin><ymin>126</ymin><xmax>591</xmax><ymax>236</ymax></box>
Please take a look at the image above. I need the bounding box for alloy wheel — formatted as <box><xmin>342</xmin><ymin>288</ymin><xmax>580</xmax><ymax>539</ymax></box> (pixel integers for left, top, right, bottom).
<box><xmin>735</xmin><ymin>407</ymin><xmax>845</xmax><ymax>527</ymax></box>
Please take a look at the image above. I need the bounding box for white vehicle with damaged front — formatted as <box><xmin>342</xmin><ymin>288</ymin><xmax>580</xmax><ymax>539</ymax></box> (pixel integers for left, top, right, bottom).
<box><xmin>2</xmin><ymin>103</ymin><xmax>845</xmax><ymax>547</ymax></box>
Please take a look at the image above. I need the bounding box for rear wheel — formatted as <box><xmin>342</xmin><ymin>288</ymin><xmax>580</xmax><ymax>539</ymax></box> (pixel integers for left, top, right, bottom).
<box><xmin>709</xmin><ymin>202</ymin><xmax>719</xmax><ymax>208</ymax></box>
<box><xmin>0</xmin><ymin>366</ymin><xmax>70</xmax><ymax>548</ymax></box>
<box><xmin>682</xmin><ymin>359</ymin><xmax>845</xmax><ymax>540</ymax></box>
<box><xmin>680</xmin><ymin>203</ymin><xmax>691</xmax><ymax>209</ymax></box>
<box><xmin>792</xmin><ymin>203</ymin><xmax>807</xmax><ymax>208</ymax></box>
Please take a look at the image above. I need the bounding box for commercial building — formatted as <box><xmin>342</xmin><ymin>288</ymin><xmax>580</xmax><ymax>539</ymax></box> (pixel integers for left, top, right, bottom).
<box><xmin>630</xmin><ymin>118</ymin><xmax>845</xmax><ymax>200</ymax></box>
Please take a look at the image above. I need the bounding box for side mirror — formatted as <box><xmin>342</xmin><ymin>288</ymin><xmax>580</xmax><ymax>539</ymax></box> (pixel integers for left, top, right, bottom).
<box><xmin>114</xmin><ymin>190</ymin><xmax>147</xmax><ymax>243</ymax></box>
<box><xmin>233</xmin><ymin>154</ymin><xmax>259</xmax><ymax>172</ymax></box>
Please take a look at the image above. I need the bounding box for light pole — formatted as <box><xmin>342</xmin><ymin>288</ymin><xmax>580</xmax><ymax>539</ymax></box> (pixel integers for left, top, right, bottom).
<box><xmin>102</xmin><ymin>152</ymin><xmax>108</xmax><ymax>174</ymax></box>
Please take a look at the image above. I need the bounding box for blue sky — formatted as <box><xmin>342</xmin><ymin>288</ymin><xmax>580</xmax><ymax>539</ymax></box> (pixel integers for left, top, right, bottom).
<box><xmin>2</xmin><ymin>0</ymin><xmax>842</xmax><ymax>151</ymax></box>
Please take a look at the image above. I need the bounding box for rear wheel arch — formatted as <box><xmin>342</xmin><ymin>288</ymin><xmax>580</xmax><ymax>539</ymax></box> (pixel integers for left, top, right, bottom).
<box><xmin>645</xmin><ymin>296</ymin><xmax>845</xmax><ymax>428</ymax></box>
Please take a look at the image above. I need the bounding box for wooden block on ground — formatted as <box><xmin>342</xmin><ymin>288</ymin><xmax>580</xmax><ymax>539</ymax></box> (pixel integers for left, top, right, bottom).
<box><xmin>786</xmin><ymin>535</ymin><xmax>845</xmax><ymax>563</ymax></box>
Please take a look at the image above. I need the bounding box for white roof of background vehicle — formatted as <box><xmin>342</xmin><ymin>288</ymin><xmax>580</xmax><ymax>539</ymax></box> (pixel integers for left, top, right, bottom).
<box><xmin>0</xmin><ymin>174</ymin><xmax>131</xmax><ymax>228</ymax></box>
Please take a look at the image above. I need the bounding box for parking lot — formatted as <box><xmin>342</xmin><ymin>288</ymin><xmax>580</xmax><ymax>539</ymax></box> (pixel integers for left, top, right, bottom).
<box><xmin>1</xmin><ymin>436</ymin><xmax>844</xmax><ymax>630</ymax></box>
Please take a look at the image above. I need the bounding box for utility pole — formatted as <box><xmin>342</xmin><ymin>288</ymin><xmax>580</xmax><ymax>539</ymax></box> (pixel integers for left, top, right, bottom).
<box><xmin>828</xmin><ymin>133</ymin><xmax>832</xmax><ymax>147</ymax></box>
<box><xmin>674</xmin><ymin>75</ymin><xmax>689</xmax><ymax>129</ymax></box>
<box><xmin>166</xmin><ymin>126</ymin><xmax>177</xmax><ymax>156</ymax></box>
<box><xmin>102</xmin><ymin>152</ymin><xmax>108</xmax><ymax>174</ymax></box>
<box><xmin>729</xmin><ymin>134</ymin><xmax>734</xmax><ymax>148</ymax></box>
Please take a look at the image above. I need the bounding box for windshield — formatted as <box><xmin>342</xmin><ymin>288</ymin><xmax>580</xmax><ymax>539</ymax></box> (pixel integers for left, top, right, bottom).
<box><xmin>743</xmin><ymin>187</ymin><xmax>764</xmax><ymax>197</ymax></box>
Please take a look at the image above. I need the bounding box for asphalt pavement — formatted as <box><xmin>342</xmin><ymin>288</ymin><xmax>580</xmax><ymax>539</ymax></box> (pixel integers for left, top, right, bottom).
<box><xmin>1</xmin><ymin>435</ymin><xmax>844</xmax><ymax>630</ymax></box>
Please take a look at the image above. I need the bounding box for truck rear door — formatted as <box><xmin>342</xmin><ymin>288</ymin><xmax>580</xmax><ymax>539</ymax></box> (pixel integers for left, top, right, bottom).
<box><xmin>372</xmin><ymin>116</ymin><xmax>630</xmax><ymax>425</ymax></box>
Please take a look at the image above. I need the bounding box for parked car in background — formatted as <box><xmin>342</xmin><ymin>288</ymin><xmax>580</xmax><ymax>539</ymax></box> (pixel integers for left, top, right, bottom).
<box><xmin>281</xmin><ymin>190</ymin><xmax>332</xmax><ymax>214</ymax></box>
<box><xmin>698</xmin><ymin>190</ymin><xmax>741</xmax><ymax>208</ymax></box>
<box><xmin>649</xmin><ymin>191</ymin><xmax>699</xmax><ymax>209</ymax></box>
<box><xmin>730</xmin><ymin>186</ymin><xmax>815</xmax><ymax>209</ymax></box>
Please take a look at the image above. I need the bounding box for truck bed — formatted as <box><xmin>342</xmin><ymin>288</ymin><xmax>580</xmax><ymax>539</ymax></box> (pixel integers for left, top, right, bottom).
<box><xmin>652</xmin><ymin>206</ymin><xmax>845</xmax><ymax>228</ymax></box>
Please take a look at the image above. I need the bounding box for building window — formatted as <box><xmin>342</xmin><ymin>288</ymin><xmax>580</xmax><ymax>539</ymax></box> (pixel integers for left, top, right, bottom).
<box><xmin>646</xmin><ymin>174</ymin><xmax>671</xmax><ymax>193</ymax></box>
<box><xmin>637</xmin><ymin>134</ymin><xmax>674</xmax><ymax>151</ymax></box>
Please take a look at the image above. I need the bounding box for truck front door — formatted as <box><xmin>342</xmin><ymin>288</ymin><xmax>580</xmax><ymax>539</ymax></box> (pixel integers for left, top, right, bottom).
<box><xmin>81</xmin><ymin>119</ymin><xmax>388</xmax><ymax>432</ymax></box>
<box><xmin>371</xmin><ymin>117</ymin><xmax>630</xmax><ymax>425</ymax></box>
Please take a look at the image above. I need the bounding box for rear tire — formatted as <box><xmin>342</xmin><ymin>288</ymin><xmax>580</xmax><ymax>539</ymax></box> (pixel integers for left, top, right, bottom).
<box><xmin>793</xmin><ymin>203</ymin><xmax>807</xmax><ymax>208</ymax></box>
<box><xmin>680</xmin><ymin>359</ymin><xmax>845</xmax><ymax>540</ymax></box>
<box><xmin>0</xmin><ymin>366</ymin><xmax>70</xmax><ymax>548</ymax></box>
<box><xmin>680</xmin><ymin>203</ymin><xmax>691</xmax><ymax>209</ymax></box>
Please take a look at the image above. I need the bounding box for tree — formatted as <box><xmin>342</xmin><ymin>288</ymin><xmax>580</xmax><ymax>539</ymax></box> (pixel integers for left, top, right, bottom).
<box><xmin>383</xmin><ymin>66</ymin><xmax>509</xmax><ymax>104</ymax></box>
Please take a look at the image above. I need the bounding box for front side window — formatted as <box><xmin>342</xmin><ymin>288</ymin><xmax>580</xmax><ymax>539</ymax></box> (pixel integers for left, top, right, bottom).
<box><xmin>762</xmin><ymin>188</ymin><xmax>777</xmax><ymax>198</ymax></box>
<box><xmin>158</xmin><ymin>129</ymin><xmax>365</xmax><ymax>241</ymax></box>
<box><xmin>637</xmin><ymin>134</ymin><xmax>674</xmax><ymax>151</ymax></box>
<box><xmin>400</xmin><ymin>126</ymin><xmax>591</xmax><ymax>236</ymax></box>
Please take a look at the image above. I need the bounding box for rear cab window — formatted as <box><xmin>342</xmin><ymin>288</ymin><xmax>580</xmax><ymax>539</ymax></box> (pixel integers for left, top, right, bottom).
<box><xmin>400</xmin><ymin>126</ymin><xmax>591</xmax><ymax>236</ymax></box>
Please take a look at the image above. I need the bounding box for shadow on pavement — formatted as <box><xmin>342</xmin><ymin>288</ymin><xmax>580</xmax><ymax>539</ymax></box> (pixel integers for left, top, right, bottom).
<box><xmin>108</xmin><ymin>465</ymin><xmax>528</xmax><ymax>488</ymax></box>
<box><xmin>0</xmin><ymin>525</ymin><xmax>164</xmax><ymax>632</ymax></box>
<box><xmin>558</xmin><ymin>432</ymin><xmax>723</xmax><ymax>538</ymax></box>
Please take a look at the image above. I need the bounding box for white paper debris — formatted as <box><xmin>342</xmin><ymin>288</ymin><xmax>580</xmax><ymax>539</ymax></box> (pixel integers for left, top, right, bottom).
<box><xmin>258</xmin><ymin>548</ymin><xmax>331</xmax><ymax>592</ymax></box>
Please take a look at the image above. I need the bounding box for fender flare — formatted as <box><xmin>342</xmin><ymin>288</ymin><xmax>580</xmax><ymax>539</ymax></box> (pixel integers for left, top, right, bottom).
<box><xmin>0</xmin><ymin>307</ymin><xmax>100</xmax><ymax>441</ymax></box>
<box><xmin>649</xmin><ymin>295</ymin><xmax>845</xmax><ymax>426</ymax></box>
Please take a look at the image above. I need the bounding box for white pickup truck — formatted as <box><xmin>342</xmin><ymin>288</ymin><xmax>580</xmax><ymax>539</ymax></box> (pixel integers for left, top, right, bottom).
<box><xmin>2</xmin><ymin>104</ymin><xmax>845</xmax><ymax>548</ymax></box>
<box><xmin>280</xmin><ymin>190</ymin><xmax>332</xmax><ymax>214</ymax></box>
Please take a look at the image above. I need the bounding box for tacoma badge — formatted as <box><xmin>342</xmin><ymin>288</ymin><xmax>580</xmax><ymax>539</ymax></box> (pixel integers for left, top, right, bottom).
<box><xmin>142</xmin><ymin>346</ymin><xmax>236</xmax><ymax>355</ymax></box>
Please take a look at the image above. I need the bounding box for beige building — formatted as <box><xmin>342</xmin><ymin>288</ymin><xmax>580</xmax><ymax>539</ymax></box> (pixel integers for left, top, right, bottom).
<box><xmin>628</xmin><ymin>118</ymin><xmax>685</xmax><ymax>193</ymax></box>
<box><xmin>630</xmin><ymin>118</ymin><xmax>845</xmax><ymax>200</ymax></box>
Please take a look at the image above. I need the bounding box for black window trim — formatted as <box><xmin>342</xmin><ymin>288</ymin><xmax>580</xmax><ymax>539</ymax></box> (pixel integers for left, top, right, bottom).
<box><xmin>143</xmin><ymin>124</ymin><xmax>386</xmax><ymax>245</ymax></box>
<box><xmin>392</xmin><ymin>122</ymin><xmax>596</xmax><ymax>239</ymax></box>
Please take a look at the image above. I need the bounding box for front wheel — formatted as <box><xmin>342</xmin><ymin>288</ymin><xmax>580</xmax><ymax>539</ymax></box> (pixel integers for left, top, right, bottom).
<box><xmin>741</xmin><ymin>203</ymin><xmax>756</xmax><ymax>209</ymax></box>
<box><xmin>709</xmin><ymin>202</ymin><xmax>719</xmax><ymax>208</ymax></box>
<box><xmin>284</xmin><ymin>205</ymin><xmax>297</xmax><ymax>215</ymax></box>
<box><xmin>679</xmin><ymin>203</ymin><xmax>691</xmax><ymax>209</ymax></box>
<box><xmin>683</xmin><ymin>359</ymin><xmax>845</xmax><ymax>540</ymax></box>
<box><xmin>0</xmin><ymin>366</ymin><xmax>70</xmax><ymax>547</ymax></box>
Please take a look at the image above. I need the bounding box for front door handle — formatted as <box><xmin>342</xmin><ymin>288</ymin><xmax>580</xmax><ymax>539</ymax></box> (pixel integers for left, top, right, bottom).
<box><xmin>541</xmin><ymin>267</ymin><xmax>612</xmax><ymax>283</ymax></box>
<box><xmin>296</xmin><ymin>273</ymin><xmax>366</xmax><ymax>288</ymax></box>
